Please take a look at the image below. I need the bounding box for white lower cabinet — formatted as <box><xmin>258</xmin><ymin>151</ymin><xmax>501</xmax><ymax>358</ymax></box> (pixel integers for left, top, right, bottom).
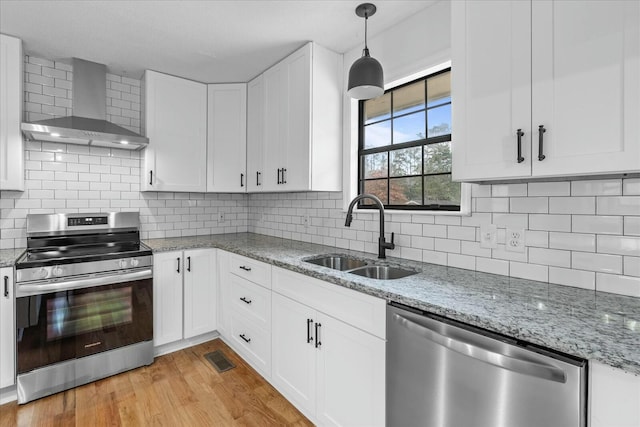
<box><xmin>0</xmin><ymin>268</ymin><xmax>14</xmax><ymax>389</ymax></box>
<box><xmin>271</xmin><ymin>267</ymin><xmax>386</xmax><ymax>427</ymax></box>
<box><xmin>590</xmin><ymin>361</ymin><xmax>640</xmax><ymax>427</ymax></box>
<box><xmin>153</xmin><ymin>249</ymin><xmax>217</xmax><ymax>347</ymax></box>
<box><xmin>217</xmin><ymin>250</ymin><xmax>272</xmax><ymax>377</ymax></box>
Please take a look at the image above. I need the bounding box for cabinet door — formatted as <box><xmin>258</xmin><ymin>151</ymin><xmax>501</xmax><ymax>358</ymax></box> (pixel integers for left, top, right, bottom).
<box><xmin>262</xmin><ymin>64</ymin><xmax>286</xmax><ymax>191</ymax></box>
<box><xmin>531</xmin><ymin>0</ymin><xmax>640</xmax><ymax>177</ymax></box>
<box><xmin>271</xmin><ymin>292</ymin><xmax>316</xmax><ymax>419</ymax></box>
<box><xmin>451</xmin><ymin>0</ymin><xmax>532</xmax><ymax>181</ymax></box>
<box><xmin>282</xmin><ymin>44</ymin><xmax>312</xmax><ymax>191</ymax></box>
<box><xmin>216</xmin><ymin>250</ymin><xmax>231</xmax><ymax>337</ymax></box>
<box><xmin>247</xmin><ymin>75</ymin><xmax>265</xmax><ymax>192</ymax></box>
<box><xmin>207</xmin><ymin>84</ymin><xmax>247</xmax><ymax>192</ymax></box>
<box><xmin>153</xmin><ymin>251</ymin><xmax>184</xmax><ymax>346</ymax></box>
<box><xmin>142</xmin><ymin>71</ymin><xmax>207</xmax><ymax>192</ymax></box>
<box><xmin>315</xmin><ymin>313</ymin><xmax>385</xmax><ymax>427</ymax></box>
<box><xmin>0</xmin><ymin>34</ymin><xmax>24</xmax><ymax>191</ymax></box>
<box><xmin>183</xmin><ymin>248</ymin><xmax>217</xmax><ymax>339</ymax></box>
<box><xmin>0</xmin><ymin>268</ymin><xmax>14</xmax><ymax>388</ymax></box>
<box><xmin>590</xmin><ymin>361</ymin><xmax>640</xmax><ymax>427</ymax></box>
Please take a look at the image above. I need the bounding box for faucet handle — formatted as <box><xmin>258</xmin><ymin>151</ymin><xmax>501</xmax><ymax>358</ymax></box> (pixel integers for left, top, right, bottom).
<box><xmin>390</xmin><ymin>232</ymin><xmax>395</xmax><ymax>249</ymax></box>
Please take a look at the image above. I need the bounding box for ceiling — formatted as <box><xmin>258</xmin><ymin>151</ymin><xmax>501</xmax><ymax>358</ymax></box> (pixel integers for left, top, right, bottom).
<box><xmin>0</xmin><ymin>0</ymin><xmax>436</xmax><ymax>83</ymax></box>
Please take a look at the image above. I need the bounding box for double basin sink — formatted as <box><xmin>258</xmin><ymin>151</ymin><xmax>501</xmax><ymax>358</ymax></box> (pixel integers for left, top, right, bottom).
<box><xmin>304</xmin><ymin>254</ymin><xmax>418</xmax><ymax>280</ymax></box>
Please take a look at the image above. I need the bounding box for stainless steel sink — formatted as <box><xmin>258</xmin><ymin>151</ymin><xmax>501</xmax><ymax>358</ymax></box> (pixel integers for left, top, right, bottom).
<box><xmin>305</xmin><ymin>255</ymin><xmax>368</xmax><ymax>271</ymax></box>
<box><xmin>348</xmin><ymin>265</ymin><xmax>418</xmax><ymax>280</ymax></box>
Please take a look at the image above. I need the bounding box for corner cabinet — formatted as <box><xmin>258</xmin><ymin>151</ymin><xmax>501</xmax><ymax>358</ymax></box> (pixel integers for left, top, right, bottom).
<box><xmin>206</xmin><ymin>84</ymin><xmax>247</xmax><ymax>192</ymax></box>
<box><xmin>271</xmin><ymin>267</ymin><xmax>386</xmax><ymax>427</ymax></box>
<box><xmin>248</xmin><ymin>42</ymin><xmax>343</xmax><ymax>192</ymax></box>
<box><xmin>452</xmin><ymin>0</ymin><xmax>640</xmax><ymax>182</ymax></box>
<box><xmin>0</xmin><ymin>34</ymin><xmax>24</xmax><ymax>191</ymax></box>
<box><xmin>141</xmin><ymin>70</ymin><xmax>207</xmax><ymax>192</ymax></box>
<box><xmin>153</xmin><ymin>249</ymin><xmax>217</xmax><ymax>348</ymax></box>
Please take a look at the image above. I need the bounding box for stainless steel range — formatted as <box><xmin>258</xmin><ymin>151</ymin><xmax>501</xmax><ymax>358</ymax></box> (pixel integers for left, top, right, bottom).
<box><xmin>14</xmin><ymin>212</ymin><xmax>154</xmax><ymax>404</ymax></box>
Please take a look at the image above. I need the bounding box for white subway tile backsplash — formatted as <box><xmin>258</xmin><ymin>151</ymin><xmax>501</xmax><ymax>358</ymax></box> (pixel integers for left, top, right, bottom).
<box><xmin>448</xmin><ymin>253</ymin><xmax>476</xmax><ymax>270</ymax></box>
<box><xmin>492</xmin><ymin>184</ymin><xmax>527</xmax><ymax>197</ymax></box>
<box><xmin>548</xmin><ymin>267</ymin><xmax>595</xmax><ymax>290</ymax></box>
<box><xmin>625</xmin><ymin>217</ymin><xmax>640</xmax><ymax>236</ymax></box>
<box><xmin>623</xmin><ymin>178</ymin><xmax>640</xmax><ymax>195</ymax></box>
<box><xmin>572</xmin><ymin>179</ymin><xmax>622</xmax><ymax>196</ymax></box>
<box><xmin>595</xmin><ymin>273</ymin><xmax>640</xmax><ymax>297</ymax></box>
<box><xmin>434</xmin><ymin>238</ymin><xmax>461</xmax><ymax>253</ymax></box>
<box><xmin>572</xmin><ymin>215</ymin><xmax>623</xmax><ymax>235</ymax></box>
<box><xmin>597</xmin><ymin>235</ymin><xmax>640</xmax><ymax>256</ymax></box>
<box><xmin>510</xmin><ymin>261</ymin><xmax>548</xmax><ymax>282</ymax></box>
<box><xmin>511</xmin><ymin>197</ymin><xmax>548</xmax><ymax>213</ymax></box>
<box><xmin>422</xmin><ymin>250</ymin><xmax>448</xmax><ymax>266</ymax></box>
<box><xmin>476</xmin><ymin>198</ymin><xmax>509</xmax><ymax>213</ymax></box>
<box><xmin>572</xmin><ymin>252</ymin><xmax>622</xmax><ymax>274</ymax></box>
<box><xmin>529</xmin><ymin>214</ymin><xmax>571</xmax><ymax>232</ymax></box>
<box><xmin>597</xmin><ymin>196</ymin><xmax>640</xmax><ymax>216</ymax></box>
<box><xmin>528</xmin><ymin>182</ymin><xmax>570</xmax><ymax>197</ymax></box>
<box><xmin>625</xmin><ymin>257</ymin><xmax>640</xmax><ymax>277</ymax></box>
<box><xmin>447</xmin><ymin>226</ymin><xmax>476</xmax><ymax>241</ymax></box>
<box><xmin>549</xmin><ymin>232</ymin><xmax>596</xmax><ymax>252</ymax></box>
<box><xmin>492</xmin><ymin>213</ymin><xmax>528</xmax><ymax>229</ymax></box>
<box><xmin>529</xmin><ymin>247</ymin><xmax>571</xmax><ymax>268</ymax></box>
<box><xmin>476</xmin><ymin>257</ymin><xmax>509</xmax><ymax>276</ymax></box>
<box><xmin>549</xmin><ymin>197</ymin><xmax>596</xmax><ymax>214</ymax></box>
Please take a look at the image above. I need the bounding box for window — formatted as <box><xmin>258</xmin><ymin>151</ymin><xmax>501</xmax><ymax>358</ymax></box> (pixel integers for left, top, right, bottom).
<box><xmin>358</xmin><ymin>68</ymin><xmax>460</xmax><ymax>211</ymax></box>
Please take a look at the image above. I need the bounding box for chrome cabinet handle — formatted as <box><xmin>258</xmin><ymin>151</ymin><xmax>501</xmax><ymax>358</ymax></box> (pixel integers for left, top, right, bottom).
<box><xmin>176</xmin><ymin>257</ymin><xmax>180</xmax><ymax>273</ymax></box>
<box><xmin>315</xmin><ymin>322</ymin><xmax>322</xmax><ymax>348</ymax></box>
<box><xmin>307</xmin><ymin>318</ymin><xmax>314</xmax><ymax>343</ymax></box>
<box><xmin>239</xmin><ymin>334</ymin><xmax>251</xmax><ymax>343</ymax></box>
<box><xmin>239</xmin><ymin>266</ymin><xmax>252</xmax><ymax>272</ymax></box>
<box><xmin>240</xmin><ymin>297</ymin><xmax>252</xmax><ymax>304</ymax></box>
<box><xmin>516</xmin><ymin>129</ymin><xmax>525</xmax><ymax>163</ymax></box>
<box><xmin>538</xmin><ymin>125</ymin><xmax>546</xmax><ymax>161</ymax></box>
<box><xmin>3</xmin><ymin>276</ymin><xmax>8</xmax><ymax>298</ymax></box>
<box><xmin>392</xmin><ymin>312</ymin><xmax>566</xmax><ymax>383</ymax></box>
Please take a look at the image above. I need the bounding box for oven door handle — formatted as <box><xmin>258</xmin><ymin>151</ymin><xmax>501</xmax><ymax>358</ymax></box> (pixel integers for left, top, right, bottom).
<box><xmin>15</xmin><ymin>268</ymin><xmax>153</xmax><ymax>297</ymax></box>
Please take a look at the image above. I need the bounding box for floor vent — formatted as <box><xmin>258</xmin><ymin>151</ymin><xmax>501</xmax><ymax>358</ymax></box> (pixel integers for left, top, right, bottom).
<box><xmin>204</xmin><ymin>350</ymin><xmax>235</xmax><ymax>373</ymax></box>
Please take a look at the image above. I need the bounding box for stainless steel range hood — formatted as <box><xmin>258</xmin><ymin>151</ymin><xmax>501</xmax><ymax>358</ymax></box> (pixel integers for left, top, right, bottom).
<box><xmin>21</xmin><ymin>58</ymin><xmax>148</xmax><ymax>150</ymax></box>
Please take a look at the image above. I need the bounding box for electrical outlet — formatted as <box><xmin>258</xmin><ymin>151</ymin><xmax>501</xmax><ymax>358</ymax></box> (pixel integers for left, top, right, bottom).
<box><xmin>480</xmin><ymin>224</ymin><xmax>497</xmax><ymax>249</ymax></box>
<box><xmin>506</xmin><ymin>228</ymin><xmax>526</xmax><ymax>252</ymax></box>
<box><xmin>218</xmin><ymin>212</ymin><xmax>225</xmax><ymax>222</ymax></box>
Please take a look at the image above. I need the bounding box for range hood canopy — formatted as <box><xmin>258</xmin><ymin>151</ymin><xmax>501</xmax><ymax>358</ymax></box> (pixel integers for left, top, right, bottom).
<box><xmin>21</xmin><ymin>58</ymin><xmax>148</xmax><ymax>150</ymax></box>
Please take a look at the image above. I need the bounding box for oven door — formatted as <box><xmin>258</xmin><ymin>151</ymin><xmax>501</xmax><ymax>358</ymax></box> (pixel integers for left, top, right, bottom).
<box><xmin>15</xmin><ymin>269</ymin><xmax>153</xmax><ymax>375</ymax></box>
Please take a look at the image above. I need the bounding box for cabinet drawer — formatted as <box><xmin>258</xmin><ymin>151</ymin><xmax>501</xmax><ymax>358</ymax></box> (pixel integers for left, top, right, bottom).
<box><xmin>228</xmin><ymin>274</ymin><xmax>271</xmax><ymax>330</ymax></box>
<box><xmin>272</xmin><ymin>267</ymin><xmax>386</xmax><ymax>339</ymax></box>
<box><xmin>229</xmin><ymin>312</ymin><xmax>271</xmax><ymax>377</ymax></box>
<box><xmin>229</xmin><ymin>253</ymin><xmax>271</xmax><ymax>288</ymax></box>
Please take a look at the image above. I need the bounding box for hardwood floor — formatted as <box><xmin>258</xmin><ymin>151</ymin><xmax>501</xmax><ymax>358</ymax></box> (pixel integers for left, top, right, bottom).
<box><xmin>0</xmin><ymin>339</ymin><xmax>312</xmax><ymax>426</ymax></box>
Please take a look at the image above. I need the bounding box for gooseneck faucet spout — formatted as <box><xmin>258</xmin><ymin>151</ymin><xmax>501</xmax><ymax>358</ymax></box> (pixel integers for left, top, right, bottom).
<box><xmin>345</xmin><ymin>194</ymin><xmax>395</xmax><ymax>259</ymax></box>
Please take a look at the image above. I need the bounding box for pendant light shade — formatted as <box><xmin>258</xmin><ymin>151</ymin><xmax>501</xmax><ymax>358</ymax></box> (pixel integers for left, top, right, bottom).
<box><xmin>348</xmin><ymin>3</ymin><xmax>384</xmax><ymax>100</ymax></box>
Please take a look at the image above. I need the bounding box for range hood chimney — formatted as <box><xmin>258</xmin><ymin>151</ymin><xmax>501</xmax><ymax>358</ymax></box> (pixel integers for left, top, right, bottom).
<box><xmin>21</xmin><ymin>58</ymin><xmax>148</xmax><ymax>150</ymax></box>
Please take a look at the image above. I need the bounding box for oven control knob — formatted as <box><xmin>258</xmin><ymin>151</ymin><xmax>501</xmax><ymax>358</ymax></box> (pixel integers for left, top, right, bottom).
<box><xmin>130</xmin><ymin>258</ymin><xmax>139</xmax><ymax>267</ymax></box>
<box><xmin>118</xmin><ymin>259</ymin><xmax>128</xmax><ymax>268</ymax></box>
<box><xmin>52</xmin><ymin>266</ymin><xmax>64</xmax><ymax>276</ymax></box>
<box><xmin>36</xmin><ymin>267</ymin><xmax>48</xmax><ymax>279</ymax></box>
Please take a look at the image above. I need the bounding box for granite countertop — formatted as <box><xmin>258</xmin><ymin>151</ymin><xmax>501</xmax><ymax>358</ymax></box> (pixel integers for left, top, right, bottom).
<box><xmin>145</xmin><ymin>233</ymin><xmax>640</xmax><ymax>375</ymax></box>
<box><xmin>0</xmin><ymin>248</ymin><xmax>24</xmax><ymax>268</ymax></box>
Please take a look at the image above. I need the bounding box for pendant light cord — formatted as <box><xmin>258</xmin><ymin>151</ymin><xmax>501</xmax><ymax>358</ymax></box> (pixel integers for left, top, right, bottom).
<box><xmin>363</xmin><ymin>11</ymin><xmax>369</xmax><ymax>56</ymax></box>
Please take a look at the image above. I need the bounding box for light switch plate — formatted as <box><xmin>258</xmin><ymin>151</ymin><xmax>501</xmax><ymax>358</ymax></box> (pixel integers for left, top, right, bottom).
<box><xmin>480</xmin><ymin>224</ymin><xmax>497</xmax><ymax>249</ymax></box>
<box><xmin>506</xmin><ymin>228</ymin><xmax>526</xmax><ymax>252</ymax></box>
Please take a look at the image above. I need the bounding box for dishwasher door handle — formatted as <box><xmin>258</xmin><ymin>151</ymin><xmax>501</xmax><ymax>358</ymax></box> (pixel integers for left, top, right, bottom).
<box><xmin>392</xmin><ymin>313</ymin><xmax>567</xmax><ymax>383</ymax></box>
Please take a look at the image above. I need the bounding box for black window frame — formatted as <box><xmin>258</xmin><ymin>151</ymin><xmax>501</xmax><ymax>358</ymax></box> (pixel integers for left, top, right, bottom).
<box><xmin>357</xmin><ymin>67</ymin><xmax>459</xmax><ymax>211</ymax></box>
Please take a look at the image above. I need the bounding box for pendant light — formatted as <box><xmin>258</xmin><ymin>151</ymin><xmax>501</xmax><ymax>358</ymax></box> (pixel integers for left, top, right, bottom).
<box><xmin>348</xmin><ymin>3</ymin><xmax>384</xmax><ymax>100</ymax></box>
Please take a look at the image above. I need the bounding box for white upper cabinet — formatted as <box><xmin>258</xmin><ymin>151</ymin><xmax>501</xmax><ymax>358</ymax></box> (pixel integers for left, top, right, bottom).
<box><xmin>250</xmin><ymin>42</ymin><xmax>343</xmax><ymax>192</ymax></box>
<box><xmin>246</xmin><ymin>75</ymin><xmax>265</xmax><ymax>192</ymax></box>
<box><xmin>207</xmin><ymin>84</ymin><xmax>247</xmax><ymax>192</ymax></box>
<box><xmin>452</xmin><ymin>0</ymin><xmax>640</xmax><ymax>182</ymax></box>
<box><xmin>0</xmin><ymin>34</ymin><xmax>24</xmax><ymax>191</ymax></box>
<box><xmin>142</xmin><ymin>70</ymin><xmax>207</xmax><ymax>192</ymax></box>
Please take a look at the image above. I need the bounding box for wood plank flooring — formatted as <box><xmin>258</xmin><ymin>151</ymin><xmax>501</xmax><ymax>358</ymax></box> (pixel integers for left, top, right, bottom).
<box><xmin>0</xmin><ymin>339</ymin><xmax>313</xmax><ymax>426</ymax></box>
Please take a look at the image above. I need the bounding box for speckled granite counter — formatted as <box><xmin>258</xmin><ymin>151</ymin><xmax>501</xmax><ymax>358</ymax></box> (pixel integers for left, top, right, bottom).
<box><xmin>0</xmin><ymin>248</ymin><xmax>24</xmax><ymax>268</ymax></box>
<box><xmin>145</xmin><ymin>233</ymin><xmax>640</xmax><ymax>375</ymax></box>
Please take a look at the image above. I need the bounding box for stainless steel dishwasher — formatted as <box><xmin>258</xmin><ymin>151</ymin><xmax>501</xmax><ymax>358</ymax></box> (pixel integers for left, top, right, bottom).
<box><xmin>387</xmin><ymin>303</ymin><xmax>587</xmax><ymax>427</ymax></box>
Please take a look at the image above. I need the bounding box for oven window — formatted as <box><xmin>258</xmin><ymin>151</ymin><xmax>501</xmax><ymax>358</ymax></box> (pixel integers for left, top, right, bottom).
<box><xmin>46</xmin><ymin>287</ymin><xmax>133</xmax><ymax>340</ymax></box>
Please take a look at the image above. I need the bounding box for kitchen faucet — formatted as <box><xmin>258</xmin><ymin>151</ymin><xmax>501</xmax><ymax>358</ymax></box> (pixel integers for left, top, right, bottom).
<box><xmin>345</xmin><ymin>194</ymin><xmax>395</xmax><ymax>259</ymax></box>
